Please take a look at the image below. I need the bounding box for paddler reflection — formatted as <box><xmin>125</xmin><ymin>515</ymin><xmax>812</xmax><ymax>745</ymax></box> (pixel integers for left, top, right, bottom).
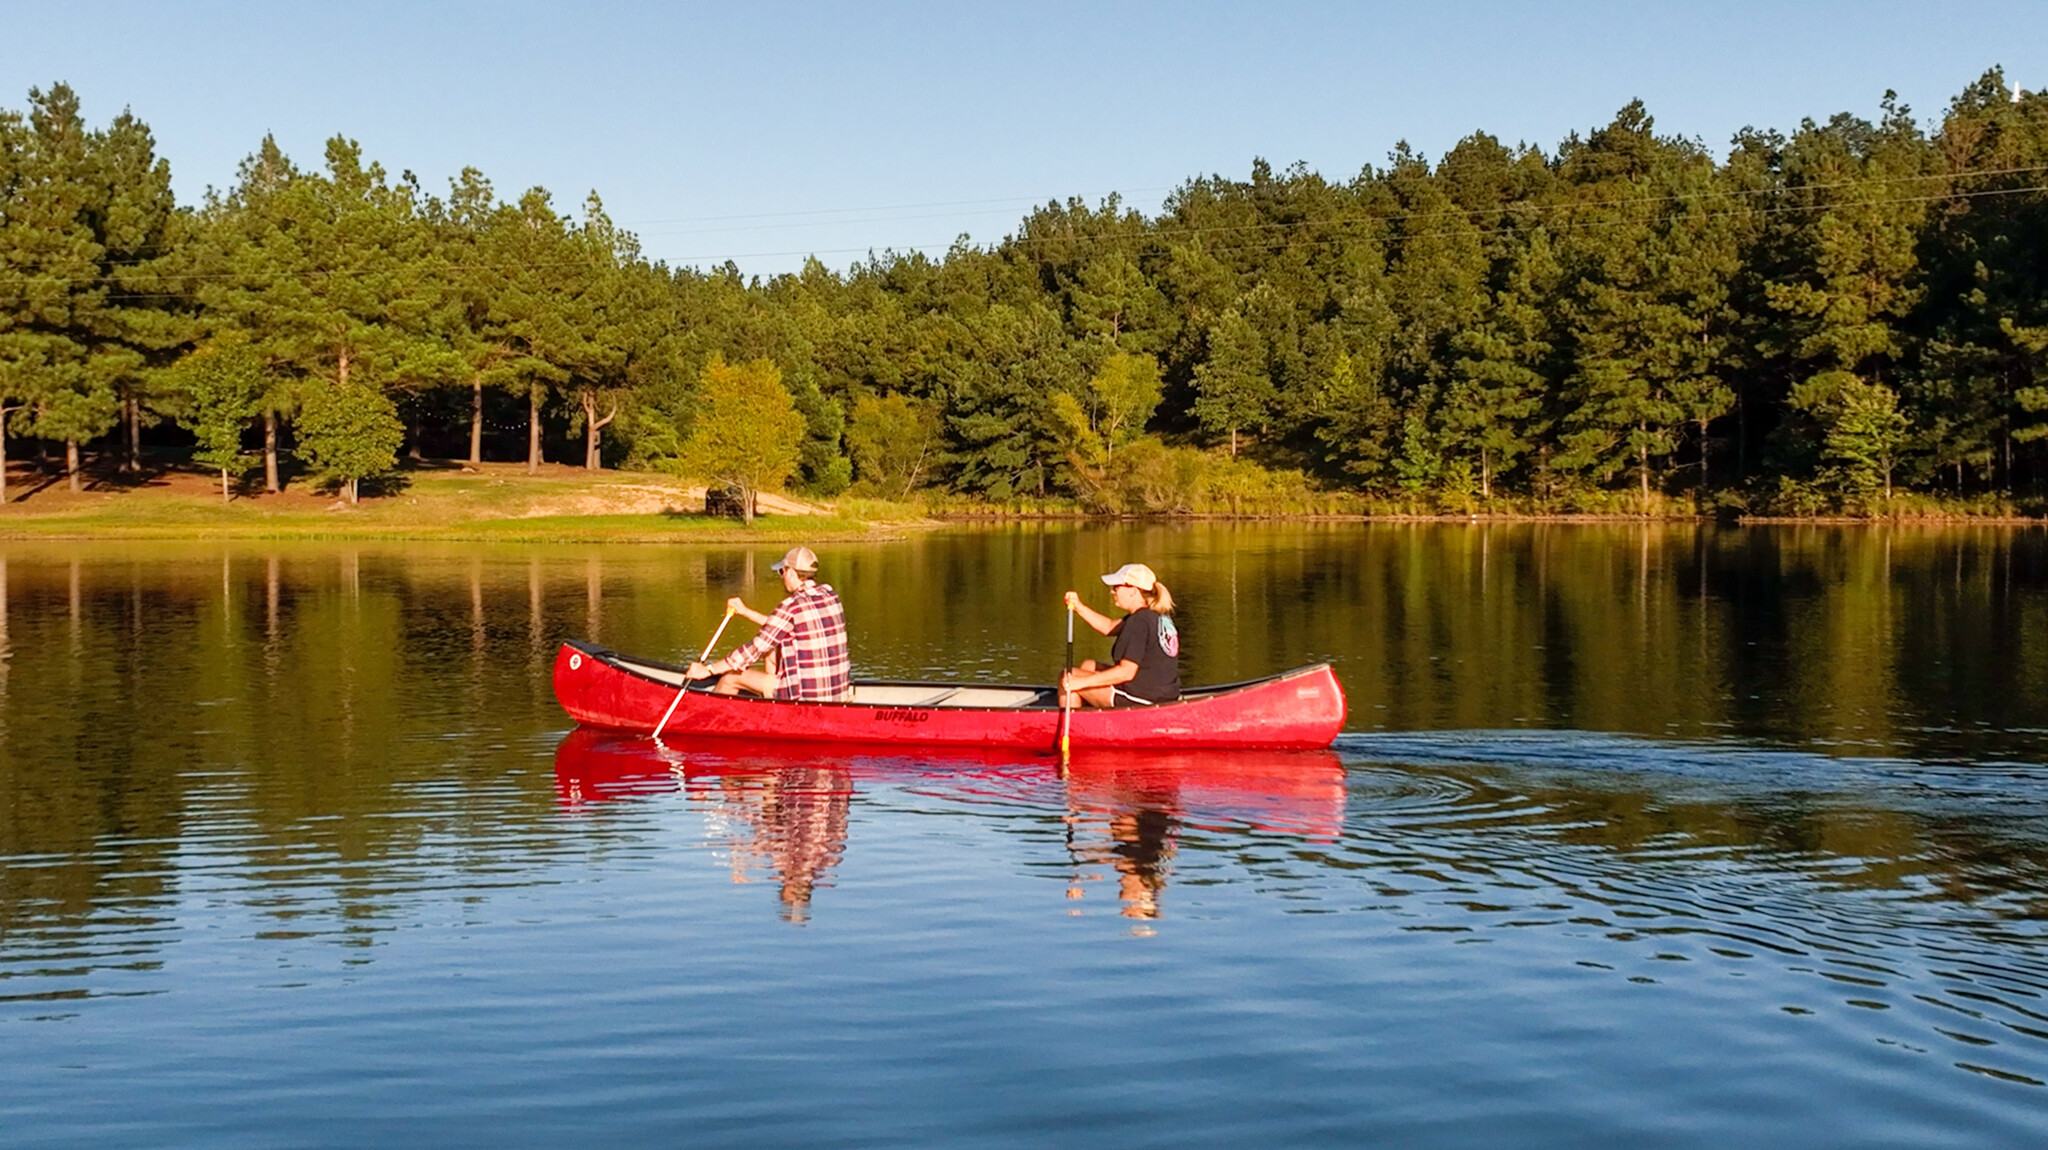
<box><xmin>1064</xmin><ymin>801</ymin><xmax>1178</xmax><ymax>922</ymax></box>
<box><xmin>552</xmin><ymin>728</ymin><xmax>851</xmax><ymax>923</ymax></box>
<box><xmin>1059</xmin><ymin>750</ymin><xmax>1347</xmax><ymax>925</ymax></box>
<box><xmin>699</xmin><ymin>764</ymin><xmax>850</xmax><ymax>923</ymax></box>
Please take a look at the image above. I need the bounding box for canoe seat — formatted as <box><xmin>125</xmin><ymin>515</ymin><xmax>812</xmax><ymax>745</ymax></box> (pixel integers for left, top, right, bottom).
<box><xmin>933</xmin><ymin>688</ymin><xmax>1041</xmax><ymax>708</ymax></box>
<box><xmin>849</xmin><ymin>684</ymin><xmax>940</xmax><ymax>705</ymax></box>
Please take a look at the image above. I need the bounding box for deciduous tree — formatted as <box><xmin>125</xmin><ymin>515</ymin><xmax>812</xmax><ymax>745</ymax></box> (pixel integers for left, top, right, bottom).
<box><xmin>682</xmin><ymin>355</ymin><xmax>803</xmax><ymax>524</ymax></box>
<box><xmin>295</xmin><ymin>380</ymin><xmax>403</xmax><ymax>504</ymax></box>
<box><xmin>167</xmin><ymin>336</ymin><xmax>265</xmax><ymax>501</ymax></box>
<box><xmin>845</xmin><ymin>392</ymin><xmax>941</xmax><ymax>499</ymax></box>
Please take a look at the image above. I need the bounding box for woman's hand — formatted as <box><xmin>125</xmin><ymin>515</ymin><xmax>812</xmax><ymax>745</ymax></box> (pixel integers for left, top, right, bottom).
<box><xmin>1066</xmin><ymin>592</ymin><xmax>1119</xmax><ymax>637</ymax></box>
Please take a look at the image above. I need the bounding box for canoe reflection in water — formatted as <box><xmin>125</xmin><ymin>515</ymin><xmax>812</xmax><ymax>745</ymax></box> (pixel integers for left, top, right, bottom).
<box><xmin>552</xmin><ymin>728</ymin><xmax>1345</xmax><ymax>923</ymax></box>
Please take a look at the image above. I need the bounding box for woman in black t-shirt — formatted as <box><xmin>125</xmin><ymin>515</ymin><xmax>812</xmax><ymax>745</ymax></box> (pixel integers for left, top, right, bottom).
<box><xmin>1059</xmin><ymin>562</ymin><xmax>1182</xmax><ymax>709</ymax></box>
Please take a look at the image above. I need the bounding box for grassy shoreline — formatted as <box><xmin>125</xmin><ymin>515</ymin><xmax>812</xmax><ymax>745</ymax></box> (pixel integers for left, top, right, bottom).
<box><xmin>0</xmin><ymin>460</ymin><xmax>927</xmax><ymax>544</ymax></box>
<box><xmin>4</xmin><ymin>459</ymin><xmax>2044</xmax><ymax>540</ymax></box>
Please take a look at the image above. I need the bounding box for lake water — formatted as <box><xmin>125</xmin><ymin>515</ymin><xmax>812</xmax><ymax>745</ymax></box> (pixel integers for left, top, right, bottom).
<box><xmin>3</xmin><ymin>524</ymin><xmax>2046</xmax><ymax>1147</ymax></box>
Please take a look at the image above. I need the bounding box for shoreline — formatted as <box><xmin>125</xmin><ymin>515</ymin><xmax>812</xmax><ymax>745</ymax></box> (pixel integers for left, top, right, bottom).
<box><xmin>3</xmin><ymin>460</ymin><xmax>2042</xmax><ymax>540</ymax></box>
<box><xmin>928</xmin><ymin>510</ymin><xmax>2048</xmax><ymax>526</ymax></box>
<box><xmin>10</xmin><ymin>511</ymin><xmax>2044</xmax><ymax>542</ymax></box>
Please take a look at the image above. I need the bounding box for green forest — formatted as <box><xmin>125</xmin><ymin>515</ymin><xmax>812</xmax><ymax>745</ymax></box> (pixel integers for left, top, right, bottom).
<box><xmin>2</xmin><ymin>70</ymin><xmax>2045</xmax><ymax>515</ymax></box>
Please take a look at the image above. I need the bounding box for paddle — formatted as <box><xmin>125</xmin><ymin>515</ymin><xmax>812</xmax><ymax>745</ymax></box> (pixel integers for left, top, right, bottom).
<box><xmin>654</xmin><ymin>604</ymin><xmax>736</xmax><ymax>738</ymax></box>
<box><xmin>1059</xmin><ymin>595</ymin><xmax>1075</xmax><ymax>765</ymax></box>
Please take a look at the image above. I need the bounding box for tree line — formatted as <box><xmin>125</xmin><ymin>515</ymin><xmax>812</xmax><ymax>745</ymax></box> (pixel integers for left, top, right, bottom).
<box><xmin>2</xmin><ymin>70</ymin><xmax>2045</xmax><ymax>514</ymax></box>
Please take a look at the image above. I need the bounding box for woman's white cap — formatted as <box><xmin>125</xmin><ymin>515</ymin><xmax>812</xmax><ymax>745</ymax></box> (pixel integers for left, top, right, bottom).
<box><xmin>1100</xmin><ymin>563</ymin><xmax>1158</xmax><ymax>591</ymax></box>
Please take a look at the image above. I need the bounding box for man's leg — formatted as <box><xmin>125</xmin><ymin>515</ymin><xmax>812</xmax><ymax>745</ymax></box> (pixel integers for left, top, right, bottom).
<box><xmin>713</xmin><ymin>667</ymin><xmax>778</xmax><ymax>697</ymax></box>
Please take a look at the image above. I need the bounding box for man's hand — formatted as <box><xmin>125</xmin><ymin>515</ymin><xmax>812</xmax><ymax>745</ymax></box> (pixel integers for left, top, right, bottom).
<box><xmin>1063</xmin><ymin>590</ymin><xmax>1079</xmax><ymax>609</ymax></box>
<box><xmin>725</xmin><ymin>596</ymin><xmax>748</xmax><ymax>614</ymax></box>
<box><xmin>685</xmin><ymin>661</ymin><xmax>713</xmax><ymax>681</ymax></box>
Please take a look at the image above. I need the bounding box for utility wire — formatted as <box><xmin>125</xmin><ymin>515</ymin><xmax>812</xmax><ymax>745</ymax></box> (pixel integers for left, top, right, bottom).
<box><xmin>12</xmin><ymin>161</ymin><xmax>2048</xmax><ymax>277</ymax></box>
<box><xmin>6</xmin><ymin>171</ymin><xmax>2047</xmax><ymax>301</ymax></box>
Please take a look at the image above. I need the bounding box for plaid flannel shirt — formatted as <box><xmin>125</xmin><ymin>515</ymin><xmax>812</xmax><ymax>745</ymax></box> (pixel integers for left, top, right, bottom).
<box><xmin>717</xmin><ymin>582</ymin><xmax>852</xmax><ymax>702</ymax></box>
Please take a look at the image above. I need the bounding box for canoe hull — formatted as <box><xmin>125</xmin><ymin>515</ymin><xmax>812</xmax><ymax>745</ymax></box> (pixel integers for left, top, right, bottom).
<box><xmin>551</xmin><ymin>641</ymin><xmax>1345</xmax><ymax>751</ymax></box>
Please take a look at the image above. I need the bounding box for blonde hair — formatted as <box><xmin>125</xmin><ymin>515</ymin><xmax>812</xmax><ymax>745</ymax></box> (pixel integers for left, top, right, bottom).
<box><xmin>1143</xmin><ymin>581</ymin><xmax>1174</xmax><ymax>616</ymax></box>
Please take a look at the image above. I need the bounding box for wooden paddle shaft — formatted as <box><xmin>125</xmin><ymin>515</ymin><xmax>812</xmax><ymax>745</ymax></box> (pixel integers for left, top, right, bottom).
<box><xmin>1060</xmin><ymin>603</ymin><xmax>1074</xmax><ymax>761</ymax></box>
<box><xmin>653</xmin><ymin>607</ymin><xmax>735</xmax><ymax>737</ymax></box>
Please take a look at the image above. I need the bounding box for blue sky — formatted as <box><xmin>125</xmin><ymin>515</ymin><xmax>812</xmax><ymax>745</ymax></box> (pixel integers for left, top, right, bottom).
<box><xmin>2</xmin><ymin>1</ymin><xmax>2039</xmax><ymax>276</ymax></box>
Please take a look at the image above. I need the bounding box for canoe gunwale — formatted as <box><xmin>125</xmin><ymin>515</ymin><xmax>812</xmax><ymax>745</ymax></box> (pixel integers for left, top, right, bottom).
<box><xmin>562</xmin><ymin>638</ymin><xmax>1332</xmax><ymax>713</ymax></box>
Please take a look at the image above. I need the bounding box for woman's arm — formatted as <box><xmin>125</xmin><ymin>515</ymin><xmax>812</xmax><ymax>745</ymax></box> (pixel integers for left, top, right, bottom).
<box><xmin>1061</xmin><ymin>659</ymin><xmax>1139</xmax><ymax>693</ymax></box>
<box><xmin>1064</xmin><ymin>592</ymin><xmax>1124</xmax><ymax>637</ymax></box>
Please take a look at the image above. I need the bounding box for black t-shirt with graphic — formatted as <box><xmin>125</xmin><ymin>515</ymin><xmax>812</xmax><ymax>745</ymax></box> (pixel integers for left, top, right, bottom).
<box><xmin>1109</xmin><ymin>607</ymin><xmax>1181</xmax><ymax>704</ymax></box>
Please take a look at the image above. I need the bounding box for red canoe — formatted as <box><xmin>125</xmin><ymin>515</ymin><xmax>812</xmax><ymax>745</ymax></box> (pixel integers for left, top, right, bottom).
<box><xmin>551</xmin><ymin>640</ymin><xmax>1347</xmax><ymax>751</ymax></box>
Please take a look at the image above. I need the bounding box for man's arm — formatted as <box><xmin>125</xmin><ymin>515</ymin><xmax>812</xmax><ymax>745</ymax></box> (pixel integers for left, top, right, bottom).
<box><xmin>692</xmin><ymin>599</ymin><xmax>796</xmax><ymax>677</ymax></box>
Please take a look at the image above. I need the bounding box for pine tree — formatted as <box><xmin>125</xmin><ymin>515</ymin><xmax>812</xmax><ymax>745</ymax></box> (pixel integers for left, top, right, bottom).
<box><xmin>1380</xmin><ymin>144</ymin><xmax>1491</xmax><ymax>404</ymax></box>
<box><xmin>1551</xmin><ymin>103</ymin><xmax>1736</xmax><ymax>501</ymax></box>
<box><xmin>1920</xmin><ymin>71</ymin><xmax>2048</xmax><ymax>491</ymax></box>
<box><xmin>1193</xmin><ymin>310</ymin><xmax>1273</xmax><ymax>457</ymax></box>
<box><xmin>1765</xmin><ymin>96</ymin><xmax>1933</xmax><ymax>502</ymax></box>
<box><xmin>193</xmin><ymin>135</ymin><xmax>459</xmax><ymax>490</ymax></box>
<box><xmin>1441</xmin><ymin>231</ymin><xmax>1559</xmax><ymax>498</ymax></box>
<box><xmin>932</xmin><ymin>301</ymin><xmax>1078</xmax><ymax>499</ymax></box>
<box><xmin>1068</xmin><ymin>250</ymin><xmax>1166</xmax><ymax>350</ymax></box>
<box><xmin>0</xmin><ymin>85</ymin><xmax>176</xmax><ymax>492</ymax></box>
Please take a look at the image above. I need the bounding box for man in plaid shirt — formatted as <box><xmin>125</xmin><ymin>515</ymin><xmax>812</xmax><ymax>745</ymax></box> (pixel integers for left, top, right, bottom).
<box><xmin>686</xmin><ymin>546</ymin><xmax>852</xmax><ymax>702</ymax></box>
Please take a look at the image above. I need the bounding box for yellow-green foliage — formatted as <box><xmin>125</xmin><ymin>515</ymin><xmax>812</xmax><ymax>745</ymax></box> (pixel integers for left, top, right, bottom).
<box><xmin>844</xmin><ymin>393</ymin><xmax>942</xmax><ymax>499</ymax></box>
<box><xmin>1096</xmin><ymin>439</ymin><xmax>1325</xmax><ymax>515</ymax></box>
<box><xmin>680</xmin><ymin>356</ymin><xmax>804</xmax><ymax>518</ymax></box>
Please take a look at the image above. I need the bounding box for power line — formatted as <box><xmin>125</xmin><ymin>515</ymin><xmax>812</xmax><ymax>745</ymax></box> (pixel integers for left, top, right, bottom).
<box><xmin>19</xmin><ymin>160</ymin><xmax>2048</xmax><ymax>277</ymax></box>
<box><xmin>5</xmin><ymin>169</ymin><xmax>2047</xmax><ymax>299</ymax></box>
<box><xmin>616</xmin><ymin>187</ymin><xmax>1179</xmax><ymax>228</ymax></box>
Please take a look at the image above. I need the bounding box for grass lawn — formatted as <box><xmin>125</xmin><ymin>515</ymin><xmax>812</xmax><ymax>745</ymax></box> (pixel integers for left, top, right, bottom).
<box><xmin>0</xmin><ymin>458</ymin><xmax>914</xmax><ymax>542</ymax></box>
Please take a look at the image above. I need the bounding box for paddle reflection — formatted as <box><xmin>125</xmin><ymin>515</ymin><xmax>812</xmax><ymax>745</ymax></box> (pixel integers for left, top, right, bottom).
<box><xmin>552</xmin><ymin>728</ymin><xmax>1346</xmax><ymax>923</ymax></box>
